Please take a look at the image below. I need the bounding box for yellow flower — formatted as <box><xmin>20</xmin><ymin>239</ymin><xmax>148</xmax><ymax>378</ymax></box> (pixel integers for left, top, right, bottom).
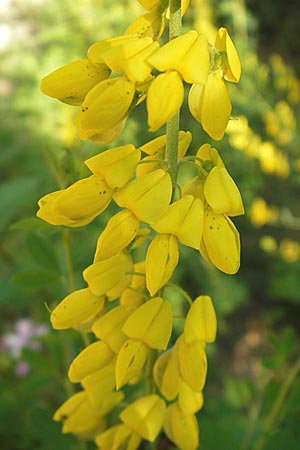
<box><xmin>50</xmin><ymin>288</ymin><xmax>105</xmax><ymax>330</ymax></box>
<box><xmin>214</xmin><ymin>27</ymin><xmax>241</xmax><ymax>83</ymax></box>
<box><xmin>122</xmin><ymin>296</ymin><xmax>172</xmax><ymax>349</ymax></box>
<box><xmin>201</xmin><ymin>207</ymin><xmax>241</xmax><ymax>274</ymax></box>
<box><xmin>93</xmin><ymin>210</ymin><xmax>140</xmax><ymax>261</ymax></box>
<box><xmin>37</xmin><ymin>176</ymin><xmax>112</xmax><ymax>227</ymax></box>
<box><xmin>75</xmin><ymin>76</ymin><xmax>135</xmax><ymax>143</ymax></box>
<box><xmin>174</xmin><ymin>334</ymin><xmax>207</xmax><ymax>392</ymax></box>
<box><xmin>153</xmin><ymin>349</ymin><xmax>180</xmax><ymax>401</ymax></box>
<box><xmin>164</xmin><ymin>402</ymin><xmax>199</xmax><ymax>450</ymax></box>
<box><xmin>146</xmin><ymin>234</ymin><xmax>179</xmax><ymax>296</ymax></box>
<box><xmin>120</xmin><ymin>261</ymin><xmax>147</xmax><ymax>307</ymax></box>
<box><xmin>53</xmin><ymin>391</ymin><xmax>106</xmax><ymax>438</ymax></box>
<box><xmin>152</xmin><ymin>195</ymin><xmax>204</xmax><ymax>249</ymax></box>
<box><xmin>188</xmin><ymin>71</ymin><xmax>231</xmax><ymax>140</ymax></box>
<box><xmin>95</xmin><ymin>424</ymin><xmax>142</xmax><ymax>450</ymax></box>
<box><xmin>148</xmin><ymin>30</ymin><xmax>209</xmax><ymax>85</ymax></box>
<box><xmin>83</xmin><ymin>252</ymin><xmax>133</xmax><ymax>300</ymax></box>
<box><xmin>119</xmin><ymin>395</ymin><xmax>166</xmax><ymax>442</ymax></box>
<box><xmin>92</xmin><ymin>304</ymin><xmax>134</xmax><ymax>353</ymax></box>
<box><xmin>115</xmin><ymin>339</ymin><xmax>149</xmax><ymax>389</ymax></box>
<box><xmin>40</xmin><ymin>59</ymin><xmax>110</xmax><ymax>105</ymax></box>
<box><xmin>85</xmin><ymin>144</ymin><xmax>141</xmax><ymax>189</ymax></box>
<box><xmin>68</xmin><ymin>340</ymin><xmax>115</xmax><ymax>383</ymax></box>
<box><xmin>184</xmin><ymin>295</ymin><xmax>217</xmax><ymax>343</ymax></box>
<box><xmin>113</xmin><ymin>169</ymin><xmax>172</xmax><ymax>223</ymax></box>
<box><xmin>147</xmin><ymin>70</ymin><xmax>184</xmax><ymax>131</ymax></box>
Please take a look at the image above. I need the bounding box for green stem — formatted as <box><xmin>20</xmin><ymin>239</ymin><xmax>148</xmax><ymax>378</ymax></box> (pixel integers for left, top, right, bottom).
<box><xmin>252</xmin><ymin>355</ymin><xmax>300</xmax><ymax>450</ymax></box>
<box><xmin>165</xmin><ymin>0</ymin><xmax>182</xmax><ymax>191</ymax></box>
<box><xmin>62</xmin><ymin>228</ymin><xmax>76</xmax><ymax>292</ymax></box>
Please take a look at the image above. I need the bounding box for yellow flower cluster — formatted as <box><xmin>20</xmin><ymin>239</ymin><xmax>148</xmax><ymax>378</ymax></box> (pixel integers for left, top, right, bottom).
<box><xmin>37</xmin><ymin>1</ymin><xmax>244</xmax><ymax>449</ymax></box>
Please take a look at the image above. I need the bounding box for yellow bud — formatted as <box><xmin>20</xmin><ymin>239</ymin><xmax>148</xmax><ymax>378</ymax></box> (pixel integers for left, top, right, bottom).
<box><xmin>122</xmin><ymin>297</ymin><xmax>172</xmax><ymax>349</ymax></box>
<box><xmin>196</xmin><ymin>143</ymin><xmax>225</xmax><ymax>168</ymax></box>
<box><xmin>85</xmin><ymin>144</ymin><xmax>141</xmax><ymax>189</ymax></box>
<box><xmin>40</xmin><ymin>59</ymin><xmax>110</xmax><ymax>105</ymax></box>
<box><xmin>113</xmin><ymin>169</ymin><xmax>172</xmax><ymax>223</ymax></box>
<box><xmin>88</xmin><ymin>35</ymin><xmax>138</xmax><ymax>66</ymax></box>
<box><xmin>94</xmin><ymin>210</ymin><xmax>140</xmax><ymax>261</ymax></box>
<box><xmin>120</xmin><ymin>395</ymin><xmax>166</xmax><ymax>442</ymax></box>
<box><xmin>68</xmin><ymin>340</ymin><xmax>115</xmax><ymax>382</ymax></box>
<box><xmin>184</xmin><ymin>295</ymin><xmax>217</xmax><ymax>343</ymax></box>
<box><xmin>115</xmin><ymin>339</ymin><xmax>149</xmax><ymax>389</ymax></box>
<box><xmin>146</xmin><ymin>234</ymin><xmax>179</xmax><ymax>296</ymax></box>
<box><xmin>50</xmin><ymin>288</ymin><xmax>105</xmax><ymax>330</ymax></box>
<box><xmin>147</xmin><ymin>71</ymin><xmax>184</xmax><ymax>131</ymax></box>
<box><xmin>201</xmin><ymin>208</ymin><xmax>240</xmax><ymax>274</ymax></box>
<box><xmin>120</xmin><ymin>261</ymin><xmax>147</xmax><ymax>308</ymax></box>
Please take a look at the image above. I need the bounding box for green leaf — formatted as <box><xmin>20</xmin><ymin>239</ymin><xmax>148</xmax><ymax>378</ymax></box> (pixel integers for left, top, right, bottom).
<box><xmin>26</xmin><ymin>232</ymin><xmax>60</xmax><ymax>273</ymax></box>
<box><xmin>12</xmin><ymin>269</ymin><xmax>60</xmax><ymax>287</ymax></box>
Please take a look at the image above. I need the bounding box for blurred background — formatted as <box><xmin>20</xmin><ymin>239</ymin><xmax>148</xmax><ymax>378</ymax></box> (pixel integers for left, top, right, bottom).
<box><xmin>0</xmin><ymin>0</ymin><xmax>299</xmax><ymax>449</ymax></box>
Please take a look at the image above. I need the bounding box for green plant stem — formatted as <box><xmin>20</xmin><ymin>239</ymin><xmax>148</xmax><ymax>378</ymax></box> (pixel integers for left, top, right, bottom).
<box><xmin>62</xmin><ymin>228</ymin><xmax>76</xmax><ymax>292</ymax></box>
<box><xmin>165</xmin><ymin>0</ymin><xmax>182</xmax><ymax>191</ymax></box>
<box><xmin>252</xmin><ymin>355</ymin><xmax>300</xmax><ymax>450</ymax></box>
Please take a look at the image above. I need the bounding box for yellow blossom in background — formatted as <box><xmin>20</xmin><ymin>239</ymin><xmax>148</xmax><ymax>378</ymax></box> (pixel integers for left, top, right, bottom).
<box><xmin>279</xmin><ymin>239</ymin><xmax>300</xmax><ymax>263</ymax></box>
<box><xmin>259</xmin><ymin>235</ymin><xmax>278</xmax><ymax>254</ymax></box>
<box><xmin>250</xmin><ymin>198</ymin><xmax>279</xmax><ymax>227</ymax></box>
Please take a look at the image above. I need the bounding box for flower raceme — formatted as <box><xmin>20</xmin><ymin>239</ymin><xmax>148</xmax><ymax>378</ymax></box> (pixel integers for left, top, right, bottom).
<box><xmin>41</xmin><ymin>23</ymin><xmax>240</xmax><ymax>143</ymax></box>
<box><xmin>38</xmin><ymin>3</ymin><xmax>244</xmax><ymax>450</ymax></box>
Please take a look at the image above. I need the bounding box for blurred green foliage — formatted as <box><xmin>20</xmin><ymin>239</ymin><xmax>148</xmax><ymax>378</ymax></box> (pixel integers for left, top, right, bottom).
<box><xmin>0</xmin><ymin>0</ymin><xmax>299</xmax><ymax>449</ymax></box>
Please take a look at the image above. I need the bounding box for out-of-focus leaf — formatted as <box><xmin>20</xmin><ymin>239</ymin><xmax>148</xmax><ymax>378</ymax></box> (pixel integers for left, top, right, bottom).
<box><xmin>26</xmin><ymin>232</ymin><xmax>61</xmax><ymax>273</ymax></box>
<box><xmin>12</xmin><ymin>269</ymin><xmax>60</xmax><ymax>287</ymax></box>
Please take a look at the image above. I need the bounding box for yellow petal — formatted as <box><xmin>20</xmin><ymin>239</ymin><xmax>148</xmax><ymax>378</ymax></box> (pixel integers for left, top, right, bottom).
<box><xmin>152</xmin><ymin>195</ymin><xmax>204</xmax><ymax>249</ymax></box>
<box><xmin>87</xmin><ymin>35</ymin><xmax>138</xmax><ymax>66</ymax></box>
<box><xmin>124</xmin><ymin>41</ymin><xmax>160</xmax><ymax>83</ymax></box>
<box><xmin>164</xmin><ymin>402</ymin><xmax>199</xmax><ymax>450</ymax></box>
<box><xmin>136</xmin><ymin>0</ymin><xmax>160</xmax><ymax>9</ymax></box>
<box><xmin>115</xmin><ymin>339</ymin><xmax>149</xmax><ymax>389</ymax></box>
<box><xmin>50</xmin><ymin>288</ymin><xmax>105</xmax><ymax>330</ymax></box>
<box><xmin>201</xmin><ymin>208</ymin><xmax>240</xmax><ymax>274</ymax></box>
<box><xmin>147</xmin><ymin>71</ymin><xmax>184</xmax><ymax>131</ymax></box>
<box><xmin>83</xmin><ymin>252</ymin><xmax>132</xmax><ymax>298</ymax></box>
<box><xmin>92</xmin><ymin>305</ymin><xmax>134</xmax><ymax>353</ymax></box>
<box><xmin>153</xmin><ymin>349</ymin><xmax>180</xmax><ymax>401</ymax></box>
<box><xmin>184</xmin><ymin>295</ymin><xmax>217</xmax><ymax>343</ymax></box>
<box><xmin>94</xmin><ymin>210</ymin><xmax>140</xmax><ymax>261</ymax></box>
<box><xmin>120</xmin><ymin>261</ymin><xmax>147</xmax><ymax>308</ymax></box>
<box><xmin>146</xmin><ymin>234</ymin><xmax>179</xmax><ymax>296</ymax></box>
<box><xmin>81</xmin><ymin>363</ymin><xmax>116</xmax><ymax>408</ymax></box>
<box><xmin>215</xmin><ymin>27</ymin><xmax>241</xmax><ymax>83</ymax></box>
<box><xmin>148</xmin><ymin>31</ymin><xmax>197</xmax><ymax>73</ymax></box>
<box><xmin>125</xmin><ymin>10</ymin><xmax>165</xmax><ymax>40</ymax></box>
<box><xmin>176</xmin><ymin>33</ymin><xmax>209</xmax><ymax>85</ymax></box>
<box><xmin>122</xmin><ymin>297</ymin><xmax>172</xmax><ymax>349</ymax></box>
<box><xmin>178</xmin><ymin>381</ymin><xmax>204</xmax><ymax>415</ymax></box>
<box><xmin>75</xmin><ymin>116</ymin><xmax>127</xmax><ymax>144</ymax></box>
<box><xmin>188</xmin><ymin>82</ymin><xmax>204</xmax><ymax>124</ymax></box>
<box><xmin>40</xmin><ymin>59</ymin><xmax>110</xmax><ymax>105</ymax></box>
<box><xmin>76</xmin><ymin>76</ymin><xmax>135</xmax><ymax>132</ymax></box>
<box><xmin>113</xmin><ymin>169</ymin><xmax>172</xmax><ymax>223</ymax></box>
<box><xmin>120</xmin><ymin>395</ymin><xmax>166</xmax><ymax>442</ymax></box>
<box><xmin>201</xmin><ymin>72</ymin><xmax>232</xmax><ymax>140</ymax></box>
<box><xmin>196</xmin><ymin>143</ymin><xmax>224</xmax><ymax>167</ymax></box>
<box><xmin>174</xmin><ymin>334</ymin><xmax>207</xmax><ymax>392</ymax></box>
<box><xmin>68</xmin><ymin>340</ymin><xmax>115</xmax><ymax>382</ymax></box>
<box><xmin>204</xmin><ymin>166</ymin><xmax>244</xmax><ymax>216</ymax></box>
<box><xmin>85</xmin><ymin>144</ymin><xmax>141</xmax><ymax>189</ymax></box>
